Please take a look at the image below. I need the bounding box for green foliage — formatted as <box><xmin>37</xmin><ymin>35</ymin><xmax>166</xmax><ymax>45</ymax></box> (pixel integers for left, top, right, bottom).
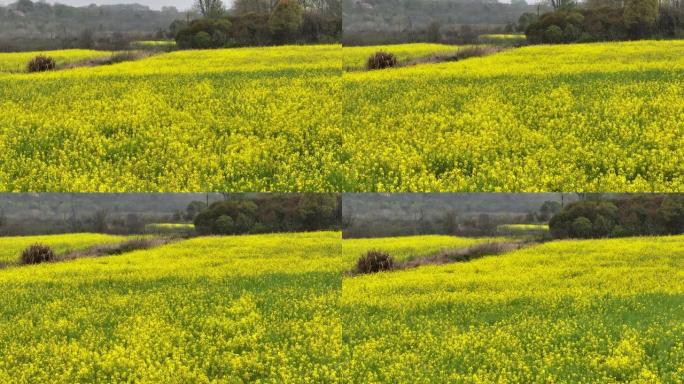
<box><xmin>550</xmin><ymin>195</ymin><xmax>684</xmax><ymax>239</ymax></box>
<box><xmin>527</xmin><ymin>0</ymin><xmax>678</xmax><ymax>44</ymax></box>
<box><xmin>624</xmin><ymin>0</ymin><xmax>659</xmax><ymax>37</ymax></box>
<box><xmin>20</xmin><ymin>244</ymin><xmax>56</xmax><ymax>264</ymax></box>
<box><xmin>571</xmin><ymin>216</ymin><xmax>593</xmax><ymax>238</ymax></box>
<box><xmin>526</xmin><ymin>10</ymin><xmax>584</xmax><ymax>43</ymax></box>
<box><xmin>174</xmin><ymin>0</ymin><xmax>337</xmax><ymax>48</ymax></box>
<box><xmin>193</xmin><ymin>31</ymin><xmax>212</xmax><ymax>48</ymax></box>
<box><xmin>194</xmin><ymin>194</ymin><xmax>340</xmax><ymax>235</ymax></box>
<box><xmin>518</xmin><ymin>12</ymin><xmax>539</xmax><ymax>32</ymax></box>
<box><xmin>175</xmin><ymin>18</ymin><xmax>232</xmax><ymax>49</ymax></box>
<box><xmin>269</xmin><ymin>0</ymin><xmax>304</xmax><ymax>43</ymax></box>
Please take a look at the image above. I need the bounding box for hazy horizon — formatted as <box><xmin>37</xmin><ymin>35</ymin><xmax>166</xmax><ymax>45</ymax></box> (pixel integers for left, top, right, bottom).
<box><xmin>0</xmin><ymin>0</ymin><xmax>236</xmax><ymax>11</ymax></box>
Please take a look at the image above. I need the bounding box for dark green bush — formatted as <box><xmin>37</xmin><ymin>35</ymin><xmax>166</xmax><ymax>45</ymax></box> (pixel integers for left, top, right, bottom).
<box><xmin>175</xmin><ymin>18</ymin><xmax>232</xmax><ymax>49</ymax></box>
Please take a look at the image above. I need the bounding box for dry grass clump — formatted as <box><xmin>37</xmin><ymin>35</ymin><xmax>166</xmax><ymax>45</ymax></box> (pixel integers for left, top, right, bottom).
<box><xmin>26</xmin><ymin>55</ymin><xmax>56</xmax><ymax>72</ymax></box>
<box><xmin>20</xmin><ymin>244</ymin><xmax>56</xmax><ymax>264</ymax></box>
<box><xmin>366</xmin><ymin>51</ymin><xmax>398</xmax><ymax>70</ymax></box>
<box><xmin>356</xmin><ymin>250</ymin><xmax>395</xmax><ymax>274</ymax></box>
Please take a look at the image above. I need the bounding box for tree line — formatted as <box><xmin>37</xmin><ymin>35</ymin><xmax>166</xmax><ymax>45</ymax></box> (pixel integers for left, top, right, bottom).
<box><xmin>523</xmin><ymin>0</ymin><xmax>684</xmax><ymax>43</ymax></box>
<box><xmin>550</xmin><ymin>194</ymin><xmax>684</xmax><ymax>238</ymax></box>
<box><xmin>342</xmin><ymin>0</ymin><xmax>546</xmax><ymax>45</ymax></box>
<box><xmin>0</xmin><ymin>0</ymin><xmax>184</xmax><ymax>52</ymax></box>
<box><xmin>173</xmin><ymin>0</ymin><xmax>341</xmax><ymax>48</ymax></box>
<box><xmin>194</xmin><ymin>194</ymin><xmax>341</xmax><ymax>235</ymax></box>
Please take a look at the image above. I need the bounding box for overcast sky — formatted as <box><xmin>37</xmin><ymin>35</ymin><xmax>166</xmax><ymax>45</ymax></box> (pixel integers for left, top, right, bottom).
<box><xmin>0</xmin><ymin>0</ymin><xmax>234</xmax><ymax>11</ymax></box>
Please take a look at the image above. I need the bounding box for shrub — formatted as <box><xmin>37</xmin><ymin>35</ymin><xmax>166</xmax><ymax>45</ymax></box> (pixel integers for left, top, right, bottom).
<box><xmin>20</xmin><ymin>244</ymin><xmax>56</xmax><ymax>264</ymax></box>
<box><xmin>26</xmin><ymin>55</ymin><xmax>56</xmax><ymax>72</ymax></box>
<box><xmin>175</xmin><ymin>18</ymin><xmax>232</xmax><ymax>49</ymax></box>
<box><xmin>571</xmin><ymin>217</ymin><xmax>593</xmax><ymax>238</ymax></box>
<box><xmin>366</xmin><ymin>51</ymin><xmax>397</xmax><ymax>70</ymax></box>
<box><xmin>193</xmin><ymin>31</ymin><xmax>212</xmax><ymax>49</ymax></box>
<box><xmin>356</xmin><ymin>250</ymin><xmax>394</xmax><ymax>274</ymax></box>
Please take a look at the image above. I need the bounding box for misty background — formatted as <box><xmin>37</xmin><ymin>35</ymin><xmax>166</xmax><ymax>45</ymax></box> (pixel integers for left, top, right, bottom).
<box><xmin>342</xmin><ymin>193</ymin><xmax>578</xmax><ymax>238</ymax></box>
<box><xmin>0</xmin><ymin>193</ymin><xmax>225</xmax><ymax>235</ymax></box>
<box><xmin>0</xmin><ymin>0</ymin><xmax>213</xmax><ymax>10</ymax></box>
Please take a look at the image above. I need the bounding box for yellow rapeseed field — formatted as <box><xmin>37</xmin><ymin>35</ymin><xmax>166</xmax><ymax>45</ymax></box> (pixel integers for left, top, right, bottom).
<box><xmin>0</xmin><ymin>232</ymin><xmax>342</xmax><ymax>383</ymax></box>
<box><xmin>0</xmin><ymin>45</ymin><xmax>342</xmax><ymax>192</ymax></box>
<box><xmin>342</xmin><ymin>235</ymin><xmax>684</xmax><ymax>382</ymax></box>
<box><xmin>341</xmin><ymin>234</ymin><xmax>501</xmax><ymax>265</ymax></box>
<box><xmin>0</xmin><ymin>49</ymin><xmax>114</xmax><ymax>73</ymax></box>
<box><xmin>0</xmin><ymin>233</ymin><xmax>132</xmax><ymax>266</ymax></box>
<box><xmin>342</xmin><ymin>43</ymin><xmax>464</xmax><ymax>71</ymax></box>
<box><xmin>1</xmin><ymin>41</ymin><xmax>682</xmax><ymax>192</ymax></box>
<box><xmin>343</xmin><ymin>40</ymin><xmax>684</xmax><ymax>192</ymax></box>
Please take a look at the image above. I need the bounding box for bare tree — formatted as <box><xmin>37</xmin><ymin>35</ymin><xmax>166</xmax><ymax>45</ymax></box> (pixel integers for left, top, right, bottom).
<box><xmin>195</xmin><ymin>0</ymin><xmax>224</xmax><ymax>18</ymax></box>
<box><xmin>549</xmin><ymin>0</ymin><xmax>573</xmax><ymax>9</ymax></box>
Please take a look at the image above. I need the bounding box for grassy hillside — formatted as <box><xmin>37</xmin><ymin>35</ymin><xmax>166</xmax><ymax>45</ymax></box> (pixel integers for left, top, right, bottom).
<box><xmin>341</xmin><ymin>235</ymin><xmax>684</xmax><ymax>382</ymax></box>
<box><xmin>0</xmin><ymin>233</ymin><xmax>132</xmax><ymax>266</ymax></box>
<box><xmin>0</xmin><ymin>45</ymin><xmax>342</xmax><ymax>192</ymax></box>
<box><xmin>343</xmin><ymin>40</ymin><xmax>684</xmax><ymax>192</ymax></box>
<box><xmin>0</xmin><ymin>232</ymin><xmax>342</xmax><ymax>382</ymax></box>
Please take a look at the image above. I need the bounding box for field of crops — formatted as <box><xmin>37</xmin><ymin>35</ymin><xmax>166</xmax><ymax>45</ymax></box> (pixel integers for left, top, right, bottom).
<box><xmin>0</xmin><ymin>233</ymin><xmax>132</xmax><ymax>266</ymax></box>
<box><xmin>341</xmin><ymin>235</ymin><xmax>684</xmax><ymax>382</ymax></box>
<box><xmin>341</xmin><ymin>234</ymin><xmax>501</xmax><ymax>265</ymax></box>
<box><xmin>0</xmin><ymin>45</ymin><xmax>342</xmax><ymax>192</ymax></box>
<box><xmin>342</xmin><ymin>43</ymin><xmax>463</xmax><ymax>71</ymax></box>
<box><xmin>0</xmin><ymin>49</ymin><xmax>114</xmax><ymax>73</ymax></box>
<box><xmin>2</xmin><ymin>41</ymin><xmax>682</xmax><ymax>192</ymax></box>
<box><xmin>343</xmin><ymin>40</ymin><xmax>684</xmax><ymax>192</ymax></box>
<box><xmin>0</xmin><ymin>232</ymin><xmax>342</xmax><ymax>382</ymax></box>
